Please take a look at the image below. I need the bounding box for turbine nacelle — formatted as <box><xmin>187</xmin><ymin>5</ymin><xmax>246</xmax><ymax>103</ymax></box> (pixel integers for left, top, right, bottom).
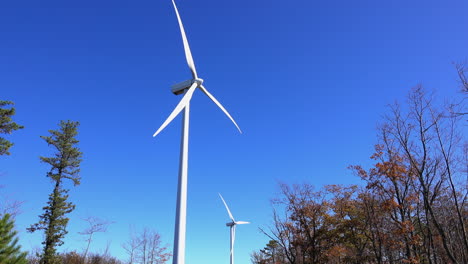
<box><xmin>226</xmin><ymin>221</ymin><xmax>249</xmax><ymax>227</ymax></box>
<box><xmin>171</xmin><ymin>78</ymin><xmax>204</xmax><ymax>95</ymax></box>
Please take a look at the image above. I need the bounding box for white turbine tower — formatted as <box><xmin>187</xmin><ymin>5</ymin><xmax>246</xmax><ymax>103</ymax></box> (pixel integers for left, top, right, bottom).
<box><xmin>153</xmin><ymin>1</ymin><xmax>242</xmax><ymax>264</ymax></box>
<box><xmin>219</xmin><ymin>193</ymin><xmax>250</xmax><ymax>264</ymax></box>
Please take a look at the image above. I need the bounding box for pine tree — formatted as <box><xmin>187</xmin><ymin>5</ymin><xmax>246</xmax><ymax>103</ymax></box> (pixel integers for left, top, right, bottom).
<box><xmin>27</xmin><ymin>120</ymin><xmax>82</xmax><ymax>264</ymax></box>
<box><xmin>0</xmin><ymin>100</ymin><xmax>24</xmax><ymax>156</ymax></box>
<box><xmin>0</xmin><ymin>213</ymin><xmax>28</xmax><ymax>264</ymax></box>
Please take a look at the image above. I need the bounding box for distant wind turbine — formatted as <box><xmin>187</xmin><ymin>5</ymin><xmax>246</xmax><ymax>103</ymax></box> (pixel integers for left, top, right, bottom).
<box><xmin>219</xmin><ymin>193</ymin><xmax>250</xmax><ymax>264</ymax></box>
<box><xmin>153</xmin><ymin>1</ymin><xmax>242</xmax><ymax>264</ymax></box>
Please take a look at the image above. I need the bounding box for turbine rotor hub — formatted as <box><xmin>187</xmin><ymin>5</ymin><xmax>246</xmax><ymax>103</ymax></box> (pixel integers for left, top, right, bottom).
<box><xmin>194</xmin><ymin>78</ymin><xmax>204</xmax><ymax>86</ymax></box>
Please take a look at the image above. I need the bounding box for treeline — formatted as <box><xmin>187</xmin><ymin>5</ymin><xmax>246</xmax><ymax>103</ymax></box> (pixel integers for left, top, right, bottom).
<box><xmin>252</xmin><ymin>78</ymin><xmax>467</xmax><ymax>263</ymax></box>
<box><xmin>27</xmin><ymin>251</ymin><xmax>121</xmax><ymax>264</ymax></box>
<box><xmin>0</xmin><ymin>102</ymin><xmax>170</xmax><ymax>264</ymax></box>
<box><xmin>25</xmin><ymin>226</ymin><xmax>171</xmax><ymax>264</ymax></box>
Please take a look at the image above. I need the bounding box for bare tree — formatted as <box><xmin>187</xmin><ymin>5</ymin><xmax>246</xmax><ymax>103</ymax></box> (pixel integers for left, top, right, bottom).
<box><xmin>122</xmin><ymin>227</ymin><xmax>171</xmax><ymax>264</ymax></box>
<box><xmin>456</xmin><ymin>61</ymin><xmax>468</xmax><ymax>93</ymax></box>
<box><xmin>79</xmin><ymin>216</ymin><xmax>114</xmax><ymax>262</ymax></box>
<box><xmin>0</xmin><ymin>192</ymin><xmax>23</xmax><ymax>218</ymax></box>
<box><xmin>122</xmin><ymin>228</ymin><xmax>140</xmax><ymax>264</ymax></box>
<box><xmin>0</xmin><ymin>174</ymin><xmax>24</xmax><ymax>218</ymax></box>
<box><xmin>27</xmin><ymin>246</ymin><xmax>42</xmax><ymax>264</ymax></box>
<box><xmin>449</xmin><ymin>61</ymin><xmax>468</xmax><ymax>122</ymax></box>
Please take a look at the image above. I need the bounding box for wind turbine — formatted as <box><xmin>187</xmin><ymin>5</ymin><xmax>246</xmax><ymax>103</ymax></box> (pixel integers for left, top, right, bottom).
<box><xmin>153</xmin><ymin>1</ymin><xmax>242</xmax><ymax>264</ymax></box>
<box><xmin>219</xmin><ymin>193</ymin><xmax>250</xmax><ymax>264</ymax></box>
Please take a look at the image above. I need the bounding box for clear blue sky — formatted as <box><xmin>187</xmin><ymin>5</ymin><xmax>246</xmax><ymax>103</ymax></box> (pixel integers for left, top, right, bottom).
<box><xmin>0</xmin><ymin>0</ymin><xmax>466</xmax><ymax>263</ymax></box>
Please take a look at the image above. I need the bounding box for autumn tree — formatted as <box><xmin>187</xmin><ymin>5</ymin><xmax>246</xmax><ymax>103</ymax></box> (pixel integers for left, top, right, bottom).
<box><xmin>251</xmin><ymin>240</ymin><xmax>287</xmax><ymax>264</ymax></box>
<box><xmin>0</xmin><ymin>100</ymin><xmax>24</xmax><ymax>156</ymax></box>
<box><xmin>259</xmin><ymin>183</ymin><xmax>336</xmax><ymax>264</ymax></box>
<box><xmin>351</xmin><ymin>145</ymin><xmax>422</xmax><ymax>263</ymax></box>
<box><xmin>256</xmin><ymin>182</ymin><xmax>408</xmax><ymax>264</ymax></box>
<box><xmin>86</xmin><ymin>253</ymin><xmax>122</xmax><ymax>264</ymax></box>
<box><xmin>349</xmin><ymin>85</ymin><xmax>467</xmax><ymax>263</ymax></box>
<box><xmin>354</xmin><ymin>190</ymin><xmax>387</xmax><ymax>264</ymax></box>
<box><xmin>58</xmin><ymin>251</ymin><xmax>123</xmax><ymax>264</ymax></box>
<box><xmin>323</xmin><ymin>185</ymin><xmax>372</xmax><ymax>264</ymax></box>
<box><xmin>0</xmin><ymin>213</ymin><xmax>27</xmax><ymax>264</ymax></box>
<box><xmin>59</xmin><ymin>251</ymin><xmax>84</xmax><ymax>264</ymax></box>
<box><xmin>383</xmin><ymin>86</ymin><xmax>467</xmax><ymax>263</ymax></box>
<box><xmin>256</xmin><ymin>84</ymin><xmax>466</xmax><ymax>264</ymax></box>
<box><xmin>251</xmin><ymin>250</ymin><xmax>269</xmax><ymax>264</ymax></box>
<box><xmin>27</xmin><ymin>120</ymin><xmax>83</xmax><ymax>264</ymax></box>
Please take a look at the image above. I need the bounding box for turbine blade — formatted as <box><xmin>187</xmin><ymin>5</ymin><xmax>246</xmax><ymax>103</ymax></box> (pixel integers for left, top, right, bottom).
<box><xmin>235</xmin><ymin>221</ymin><xmax>250</xmax><ymax>225</ymax></box>
<box><xmin>153</xmin><ymin>82</ymin><xmax>198</xmax><ymax>137</ymax></box>
<box><xmin>199</xmin><ymin>85</ymin><xmax>242</xmax><ymax>133</ymax></box>
<box><xmin>171</xmin><ymin>0</ymin><xmax>198</xmax><ymax>79</ymax></box>
<box><xmin>219</xmin><ymin>193</ymin><xmax>235</xmax><ymax>222</ymax></box>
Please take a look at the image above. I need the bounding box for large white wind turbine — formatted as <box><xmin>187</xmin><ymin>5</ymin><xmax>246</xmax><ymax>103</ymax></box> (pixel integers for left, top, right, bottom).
<box><xmin>153</xmin><ymin>1</ymin><xmax>242</xmax><ymax>264</ymax></box>
<box><xmin>219</xmin><ymin>194</ymin><xmax>250</xmax><ymax>264</ymax></box>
